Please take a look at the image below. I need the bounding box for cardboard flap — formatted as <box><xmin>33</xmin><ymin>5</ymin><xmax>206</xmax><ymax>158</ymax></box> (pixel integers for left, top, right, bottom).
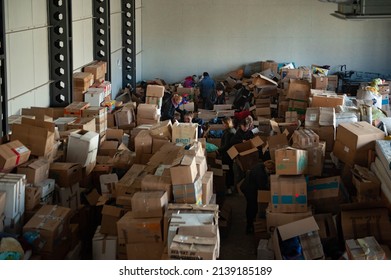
<box><xmin>27</xmin><ymin>159</ymin><xmax>48</xmax><ymax>170</ymax></box>
<box><xmin>21</xmin><ymin>117</ymin><xmax>55</xmax><ymax>132</ymax></box>
<box><xmin>250</xmin><ymin>136</ymin><xmax>264</xmax><ymax>147</ymax></box>
<box><xmin>102</xmin><ymin>205</ymin><xmax>123</xmax><ymax>217</ymax></box>
<box><xmin>227</xmin><ymin>146</ymin><xmax>239</xmax><ymax>159</ymax></box>
<box><xmin>277</xmin><ymin>216</ymin><xmax>319</xmax><ymax>241</ymax></box>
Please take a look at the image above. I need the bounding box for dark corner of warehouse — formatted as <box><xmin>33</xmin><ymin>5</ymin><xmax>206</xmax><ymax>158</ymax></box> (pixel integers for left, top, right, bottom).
<box><xmin>0</xmin><ymin>0</ymin><xmax>391</xmax><ymax>262</ymax></box>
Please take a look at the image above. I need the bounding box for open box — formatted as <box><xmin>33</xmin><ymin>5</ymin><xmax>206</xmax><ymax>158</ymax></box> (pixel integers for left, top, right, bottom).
<box><xmin>227</xmin><ymin>136</ymin><xmax>263</xmax><ymax>171</ymax></box>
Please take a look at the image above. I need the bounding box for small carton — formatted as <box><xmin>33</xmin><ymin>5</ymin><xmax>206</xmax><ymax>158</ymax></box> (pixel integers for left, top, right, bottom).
<box><xmin>312</xmin><ymin>74</ymin><xmax>328</xmax><ymax>90</ymax></box>
<box><xmin>275</xmin><ymin>147</ymin><xmax>308</xmax><ymax>175</ymax></box>
<box><xmin>73</xmin><ymin>72</ymin><xmax>94</xmax><ymax>92</ymax></box>
<box><xmin>146</xmin><ymin>85</ymin><xmax>165</xmax><ymax>98</ymax></box>
<box><xmin>100</xmin><ymin>173</ymin><xmax>118</xmax><ymax>196</ymax></box>
<box><xmin>352</xmin><ymin>165</ymin><xmax>380</xmax><ymax>202</ymax></box>
<box><xmin>99</xmin><ymin>140</ymin><xmax>119</xmax><ymax>157</ymax></box>
<box><xmin>84</xmin><ymin>88</ymin><xmax>106</xmax><ymax>107</ymax></box>
<box><xmin>311</xmin><ymin>94</ymin><xmax>344</xmax><ymax>108</ymax></box>
<box><xmin>170</xmin><ymin>155</ymin><xmax>198</xmax><ymax>185</ymax></box>
<box><xmin>64</xmin><ymin>102</ymin><xmax>90</xmax><ymax>117</ymax></box>
<box><xmin>131</xmin><ymin>191</ymin><xmax>168</xmax><ymax>216</ymax></box>
<box><xmin>100</xmin><ymin>205</ymin><xmax>124</xmax><ymax>236</ymax></box>
<box><xmin>266</xmin><ymin>205</ymin><xmax>313</xmax><ymax>234</ymax></box>
<box><xmin>84</xmin><ymin>61</ymin><xmax>107</xmax><ymax>81</ymax></box>
<box><xmin>173</xmin><ymin>176</ymin><xmax>203</xmax><ymax>205</ymax></box>
<box><xmin>66</xmin><ymin>130</ymin><xmax>100</xmax><ymax>167</ymax></box>
<box><xmin>273</xmin><ymin>216</ymin><xmax>324</xmax><ymax>260</ymax></box>
<box><xmin>49</xmin><ymin>162</ymin><xmax>82</xmax><ymax>188</ymax></box>
<box><xmin>307</xmin><ymin>176</ymin><xmax>342</xmax><ymax>214</ymax></box>
<box><xmin>0</xmin><ymin>140</ymin><xmax>31</xmax><ymax>171</ymax></box>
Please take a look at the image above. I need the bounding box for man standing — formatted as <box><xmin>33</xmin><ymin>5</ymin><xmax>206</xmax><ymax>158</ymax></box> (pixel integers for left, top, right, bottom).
<box><xmin>198</xmin><ymin>72</ymin><xmax>215</xmax><ymax>110</ymax></box>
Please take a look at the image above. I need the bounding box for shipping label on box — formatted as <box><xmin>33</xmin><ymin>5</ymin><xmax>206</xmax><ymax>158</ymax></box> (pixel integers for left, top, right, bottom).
<box><xmin>270</xmin><ymin>175</ymin><xmax>307</xmax><ymax>213</ymax></box>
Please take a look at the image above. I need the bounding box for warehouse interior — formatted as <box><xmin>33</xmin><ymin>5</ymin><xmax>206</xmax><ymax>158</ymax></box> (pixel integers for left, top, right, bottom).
<box><xmin>0</xmin><ymin>0</ymin><xmax>391</xmax><ymax>260</ymax></box>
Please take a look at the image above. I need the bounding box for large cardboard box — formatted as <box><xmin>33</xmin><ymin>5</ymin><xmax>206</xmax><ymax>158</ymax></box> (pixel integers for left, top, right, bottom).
<box><xmin>84</xmin><ymin>61</ymin><xmax>107</xmax><ymax>81</ymax></box>
<box><xmin>23</xmin><ymin>205</ymin><xmax>71</xmax><ymax>253</ymax></box>
<box><xmin>137</xmin><ymin>104</ymin><xmax>159</xmax><ymax>120</ymax></box>
<box><xmin>0</xmin><ymin>191</ymin><xmax>6</xmax><ymax>215</ymax></box>
<box><xmin>270</xmin><ymin>175</ymin><xmax>307</xmax><ymax>213</ymax></box>
<box><xmin>352</xmin><ymin>165</ymin><xmax>380</xmax><ymax>202</ymax></box>
<box><xmin>273</xmin><ymin>216</ymin><xmax>324</xmax><ymax>260</ymax></box>
<box><xmin>311</xmin><ymin>94</ymin><xmax>344</xmax><ymax>108</ymax></box>
<box><xmin>173</xmin><ymin>176</ymin><xmax>202</xmax><ymax>205</ymax></box>
<box><xmin>169</xmin><ymin>225</ymin><xmax>219</xmax><ymax>260</ymax></box>
<box><xmin>307</xmin><ymin>176</ymin><xmax>342</xmax><ymax>214</ymax></box>
<box><xmin>345</xmin><ymin>236</ymin><xmax>386</xmax><ymax>260</ymax></box>
<box><xmin>67</xmin><ymin>130</ymin><xmax>100</xmax><ymax>167</ymax></box>
<box><xmin>92</xmin><ymin>226</ymin><xmax>117</xmax><ymax>260</ymax></box>
<box><xmin>49</xmin><ymin>162</ymin><xmax>82</xmax><ymax>188</ymax></box>
<box><xmin>100</xmin><ymin>205</ymin><xmax>124</xmax><ymax>236</ymax></box>
<box><xmin>227</xmin><ymin>136</ymin><xmax>263</xmax><ymax>171</ymax></box>
<box><xmin>287</xmin><ymin>79</ymin><xmax>310</xmax><ymax>101</ymax></box>
<box><xmin>134</xmin><ymin>130</ymin><xmax>152</xmax><ymax>154</ymax></box>
<box><xmin>333</xmin><ymin>122</ymin><xmax>385</xmax><ymax>166</ymax></box>
<box><xmin>172</xmin><ymin>122</ymin><xmax>198</xmax><ymax>145</ymax></box>
<box><xmin>84</xmin><ymin>88</ymin><xmax>105</xmax><ymax>107</ymax></box>
<box><xmin>140</xmin><ymin>174</ymin><xmax>172</xmax><ymax>200</ymax></box>
<box><xmin>10</xmin><ymin>118</ymin><xmax>55</xmax><ymax>157</ymax></box>
<box><xmin>146</xmin><ymin>85</ymin><xmax>165</xmax><ymax>98</ymax></box>
<box><xmin>131</xmin><ymin>191</ymin><xmax>168</xmax><ymax>215</ymax></box>
<box><xmin>170</xmin><ymin>155</ymin><xmax>198</xmax><ymax>186</ymax></box>
<box><xmin>312</xmin><ymin>74</ymin><xmax>328</xmax><ymax>90</ymax></box>
<box><xmin>266</xmin><ymin>205</ymin><xmax>312</xmax><ymax>234</ymax></box>
<box><xmin>73</xmin><ymin>72</ymin><xmax>94</xmax><ymax>92</ymax></box>
<box><xmin>0</xmin><ymin>140</ymin><xmax>31</xmax><ymax>171</ymax></box>
<box><xmin>17</xmin><ymin>159</ymin><xmax>50</xmax><ymax>185</ymax></box>
<box><xmin>341</xmin><ymin>203</ymin><xmax>391</xmax><ymax>244</ymax></box>
<box><xmin>275</xmin><ymin>147</ymin><xmax>308</xmax><ymax>175</ymax></box>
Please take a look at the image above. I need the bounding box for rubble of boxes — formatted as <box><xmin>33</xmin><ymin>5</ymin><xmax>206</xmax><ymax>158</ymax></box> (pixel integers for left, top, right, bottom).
<box><xmin>192</xmin><ymin>61</ymin><xmax>391</xmax><ymax>260</ymax></box>
<box><xmin>1</xmin><ymin>66</ymin><xmax>221</xmax><ymax>260</ymax></box>
<box><xmin>1</xmin><ymin>58</ymin><xmax>391</xmax><ymax>260</ymax></box>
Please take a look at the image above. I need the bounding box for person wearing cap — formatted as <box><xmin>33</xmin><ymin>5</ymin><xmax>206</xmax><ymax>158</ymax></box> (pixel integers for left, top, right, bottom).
<box><xmin>198</xmin><ymin>72</ymin><xmax>216</xmax><ymax>109</ymax></box>
<box><xmin>161</xmin><ymin>94</ymin><xmax>183</xmax><ymax>123</ymax></box>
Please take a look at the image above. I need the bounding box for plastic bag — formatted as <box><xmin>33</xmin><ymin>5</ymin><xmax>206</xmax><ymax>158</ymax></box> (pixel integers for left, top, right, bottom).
<box><xmin>206</xmin><ymin>142</ymin><xmax>219</xmax><ymax>153</ymax></box>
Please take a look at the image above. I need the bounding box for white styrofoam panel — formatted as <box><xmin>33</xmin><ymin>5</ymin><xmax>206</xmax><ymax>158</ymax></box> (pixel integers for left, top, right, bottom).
<box><xmin>136</xmin><ymin>53</ymin><xmax>142</xmax><ymax>84</ymax></box>
<box><xmin>83</xmin><ymin>19</ymin><xmax>94</xmax><ymax>66</ymax></box>
<box><xmin>33</xmin><ymin>28</ymin><xmax>50</xmax><ymax>87</ymax></box>
<box><xmin>110</xmin><ymin>50</ymin><xmax>123</xmax><ymax>98</ymax></box>
<box><xmin>34</xmin><ymin>84</ymin><xmax>51</xmax><ymax>108</ymax></box>
<box><xmin>82</xmin><ymin>0</ymin><xmax>93</xmax><ymax>18</ymax></box>
<box><xmin>72</xmin><ymin>0</ymin><xmax>84</xmax><ymax>20</ymax></box>
<box><xmin>110</xmin><ymin>0</ymin><xmax>122</xmax><ymax>14</ymax></box>
<box><xmin>136</xmin><ymin>0</ymin><xmax>142</xmax><ymax>8</ymax></box>
<box><xmin>6</xmin><ymin>0</ymin><xmax>33</xmax><ymax>32</ymax></box>
<box><xmin>7</xmin><ymin>31</ymin><xmax>35</xmax><ymax>99</ymax></box>
<box><xmin>8</xmin><ymin>90</ymin><xmax>35</xmax><ymax>116</ymax></box>
<box><xmin>110</xmin><ymin>13</ymin><xmax>122</xmax><ymax>52</ymax></box>
<box><xmin>136</xmin><ymin>7</ymin><xmax>142</xmax><ymax>54</ymax></box>
<box><xmin>32</xmin><ymin>0</ymin><xmax>48</xmax><ymax>27</ymax></box>
<box><xmin>72</xmin><ymin>21</ymin><xmax>85</xmax><ymax>70</ymax></box>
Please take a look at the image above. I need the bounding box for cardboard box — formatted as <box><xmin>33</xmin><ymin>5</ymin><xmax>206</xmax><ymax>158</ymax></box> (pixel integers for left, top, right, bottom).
<box><xmin>201</xmin><ymin>172</ymin><xmax>213</xmax><ymax>205</ymax></box>
<box><xmin>169</xmin><ymin>225</ymin><xmax>218</xmax><ymax>260</ymax></box>
<box><xmin>287</xmin><ymin>79</ymin><xmax>310</xmax><ymax>101</ymax></box>
<box><xmin>100</xmin><ymin>173</ymin><xmax>118</xmax><ymax>196</ymax></box>
<box><xmin>227</xmin><ymin>136</ymin><xmax>263</xmax><ymax>171</ymax></box>
<box><xmin>92</xmin><ymin>226</ymin><xmax>117</xmax><ymax>260</ymax></box>
<box><xmin>312</xmin><ymin>74</ymin><xmax>328</xmax><ymax>90</ymax></box>
<box><xmin>333</xmin><ymin>122</ymin><xmax>385</xmax><ymax>166</ymax></box>
<box><xmin>146</xmin><ymin>96</ymin><xmax>163</xmax><ymax>109</ymax></box>
<box><xmin>137</xmin><ymin>104</ymin><xmax>159</xmax><ymax>120</ymax></box>
<box><xmin>173</xmin><ymin>176</ymin><xmax>203</xmax><ymax>205</ymax></box>
<box><xmin>140</xmin><ymin>174</ymin><xmax>172</xmax><ymax>201</ymax></box>
<box><xmin>170</xmin><ymin>155</ymin><xmax>198</xmax><ymax>186</ymax></box>
<box><xmin>314</xmin><ymin>213</ymin><xmax>338</xmax><ymax>240</ymax></box>
<box><xmin>0</xmin><ymin>140</ymin><xmax>31</xmax><ymax>171</ymax></box>
<box><xmin>84</xmin><ymin>61</ymin><xmax>107</xmax><ymax>81</ymax></box>
<box><xmin>266</xmin><ymin>206</ymin><xmax>312</xmax><ymax>234</ymax></box>
<box><xmin>56</xmin><ymin>183</ymin><xmax>81</xmax><ymax>211</ymax></box>
<box><xmin>273</xmin><ymin>216</ymin><xmax>324</xmax><ymax>260</ymax></box>
<box><xmin>126</xmin><ymin>243</ymin><xmax>164</xmax><ymax>260</ymax></box>
<box><xmin>17</xmin><ymin>159</ymin><xmax>49</xmax><ymax>185</ymax></box>
<box><xmin>341</xmin><ymin>204</ymin><xmax>391</xmax><ymax>244</ymax></box>
<box><xmin>306</xmin><ymin>141</ymin><xmax>326</xmax><ymax>177</ymax></box>
<box><xmin>352</xmin><ymin>165</ymin><xmax>380</xmax><ymax>202</ymax></box>
<box><xmin>0</xmin><ymin>191</ymin><xmax>6</xmax><ymax>215</ymax></box>
<box><xmin>172</xmin><ymin>122</ymin><xmax>198</xmax><ymax>145</ymax></box>
<box><xmin>73</xmin><ymin>72</ymin><xmax>94</xmax><ymax>92</ymax></box>
<box><xmin>327</xmin><ymin>75</ymin><xmax>338</xmax><ymax>91</ymax></box>
<box><xmin>268</xmin><ymin>134</ymin><xmax>289</xmax><ymax>162</ymax></box>
<box><xmin>270</xmin><ymin>175</ymin><xmax>307</xmax><ymax>213</ymax></box>
<box><xmin>99</xmin><ymin>140</ymin><xmax>119</xmax><ymax>157</ymax></box>
<box><xmin>134</xmin><ymin>130</ymin><xmax>153</xmax><ymax>154</ymax></box>
<box><xmin>64</xmin><ymin>102</ymin><xmax>90</xmax><ymax>117</ymax></box>
<box><xmin>23</xmin><ymin>205</ymin><xmax>71</xmax><ymax>253</ymax></box>
<box><xmin>111</xmin><ymin>150</ymin><xmax>135</xmax><ymax>170</ymax></box>
<box><xmin>146</xmin><ymin>85</ymin><xmax>165</xmax><ymax>98</ymax></box>
<box><xmin>114</xmin><ymin>107</ymin><xmax>135</xmax><ymax>127</ymax></box>
<box><xmin>36</xmin><ymin>179</ymin><xmax>55</xmax><ymax>205</ymax></box>
<box><xmin>307</xmin><ymin>176</ymin><xmax>342</xmax><ymax>214</ymax></box>
<box><xmin>10</xmin><ymin>118</ymin><xmax>55</xmax><ymax>157</ymax></box>
<box><xmin>131</xmin><ymin>191</ymin><xmax>168</xmax><ymax>215</ymax></box>
<box><xmin>67</xmin><ymin>130</ymin><xmax>100</xmax><ymax>167</ymax></box>
<box><xmin>305</xmin><ymin>107</ymin><xmax>335</xmax><ymax>127</ymax></box>
<box><xmin>67</xmin><ymin>117</ymin><xmax>96</xmax><ymax>132</ymax></box>
<box><xmin>0</xmin><ymin>173</ymin><xmax>26</xmax><ymax>226</ymax></box>
<box><xmin>100</xmin><ymin>205</ymin><xmax>124</xmax><ymax>236</ymax></box>
<box><xmin>309</xmin><ymin>125</ymin><xmax>335</xmax><ymax>152</ymax></box>
<box><xmin>106</xmin><ymin>128</ymin><xmax>123</xmax><ymax>143</ymax></box>
<box><xmin>346</xmin><ymin>236</ymin><xmax>386</xmax><ymax>260</ymax></box>
<box><xmin>275</xmin><ymin>147</ymin><xmax>308</xmax><ymax>175</ymax></box>
<box><xmin>117</xmin><ymin>212</ymin><xmax>163</xmax><ymax>244</ymax></box>
<box><xmin>149</xmin><ymin>120</ymin><xmax>172</xmax><ymax>140</ymax></box>
<box><xmin>152</xmin><ymin>138</ymin><xmax>170</xmax><ymax>153</ymax></box>
<box><xmin>311</xmin><ymin>94</ymin><xmax>344</xmax><ymax>108</ymax></box>
<box><xmin>292</xmin><ymin>128</ymin><xmax>319</xmax><ymax>149</ymax></box>
<box><xmin>49</xmin><ymin>162</ymin><xmax>82</xmax><ymax>188</ymax></box>
<box><xmin>84</xmin><ymin>88</ymin><xmax>105</xmax><ymax>107</ymax></box>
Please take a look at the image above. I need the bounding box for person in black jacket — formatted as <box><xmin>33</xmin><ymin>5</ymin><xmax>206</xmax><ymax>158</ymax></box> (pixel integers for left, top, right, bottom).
<box><xmin>241</xmin><ymin>162</ymin><xmax>269</xmax><ymax>234</ymax></box>
<box><xmin>217</xmin><ymin>117</ymin><xmax>236</xmax><ymax>194</ymax></box>
<box><xmin>160</xmin><ymin>94</ymin><xmax>183</xmax><ymax>123</ymax></box>
<box><xmin>230</xmin><ymin>117</ymin><xmax>254</xmax><ymax>146</ymax></box>
<box><xmin>215</xmin><ymin>82</ymin><xmax>226</xmax><ymax>105</ymax></box>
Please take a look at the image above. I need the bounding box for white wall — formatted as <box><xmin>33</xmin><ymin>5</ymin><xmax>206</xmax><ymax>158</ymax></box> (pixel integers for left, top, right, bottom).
<box><xmin>141</xmin><ymin>0</ymin><xmax>391</xmax><ymax>83</ymax></box>
<box><xmin>5</xmin><ymin>0</ymin><xmax>50</xmax><ymax>116</ymax></box>
<box><xmin>136</xmin><ymin>0</ymin><xmax>142</xmax><ymax>83</ymax></box>
<box><xmin>110</xmin><ymin>0</ymin><xmax>123</xmax><ymax>98</ymax></box>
